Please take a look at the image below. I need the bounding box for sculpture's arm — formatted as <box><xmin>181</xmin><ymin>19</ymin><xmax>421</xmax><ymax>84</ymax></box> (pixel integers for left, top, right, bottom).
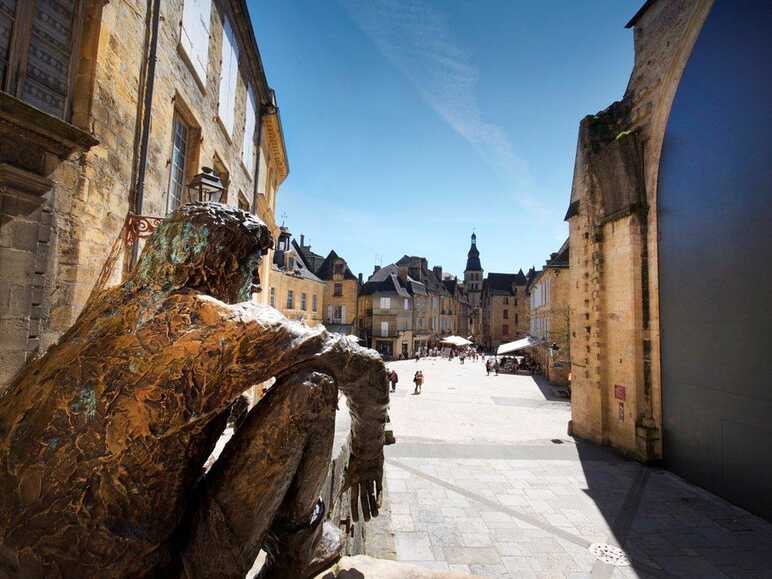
<box><xmin>168</xmin><ymin>294</ymin><xmax>389</xmax><ymax>519</ymax></box>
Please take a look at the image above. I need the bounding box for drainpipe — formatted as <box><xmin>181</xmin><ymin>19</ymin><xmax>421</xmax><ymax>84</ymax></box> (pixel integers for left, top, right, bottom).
<box><xmin>130</xmin><ymin>0</ymin><xmax>162</xmax><ymax>269</ymax></box>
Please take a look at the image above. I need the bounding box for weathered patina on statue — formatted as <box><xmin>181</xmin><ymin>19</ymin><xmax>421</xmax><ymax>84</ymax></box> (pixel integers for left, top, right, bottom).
<box><xmin>0</xmin><ymin>203</ymin><xmax>389</xmax><ymax>579</ymax></box>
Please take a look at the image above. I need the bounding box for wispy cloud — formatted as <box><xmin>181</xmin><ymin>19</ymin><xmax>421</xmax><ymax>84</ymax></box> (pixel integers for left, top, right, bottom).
<box><xmin>340</xmin><ymin>0</ymin><xmax>541</xmax><ymax>212</ymax></box>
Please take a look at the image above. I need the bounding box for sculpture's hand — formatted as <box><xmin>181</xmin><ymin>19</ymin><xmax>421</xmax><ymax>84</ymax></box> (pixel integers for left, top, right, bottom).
<box><xmin>342</xmin><ymin>453</ymin><xmax>384</xmax><ymax>522</ymax></box>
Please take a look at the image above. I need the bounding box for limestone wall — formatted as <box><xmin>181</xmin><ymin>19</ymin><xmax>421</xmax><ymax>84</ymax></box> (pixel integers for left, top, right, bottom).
<box><xmin>0</xmin><ymin>0</ymin><xmax>285</xmax><ymax>391</ymax></box>
<box><xmin>566</xmin><ymin>0</ymin><xmax>714</xmax><ymax>459</ymax></box>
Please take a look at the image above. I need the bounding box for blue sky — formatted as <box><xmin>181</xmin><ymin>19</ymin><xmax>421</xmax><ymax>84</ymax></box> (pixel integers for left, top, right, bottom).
<box><xmin>248</xmin><ymin>1</ymin><xmax>642</xmax><ymax>279</ymax></box>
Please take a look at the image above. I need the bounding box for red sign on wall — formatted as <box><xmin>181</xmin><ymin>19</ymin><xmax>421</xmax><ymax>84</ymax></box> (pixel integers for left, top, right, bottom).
<box><xmin>614</xmin><ymin>384</ymin><xmax>626</xmax><ymax>401</ymax></box>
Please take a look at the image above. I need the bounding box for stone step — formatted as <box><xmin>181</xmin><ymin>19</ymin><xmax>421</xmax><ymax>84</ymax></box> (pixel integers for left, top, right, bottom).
<box><xmin>315</xmin><ymin>555</ymin><xmax>481</xmax><ymax>578</ymax></box>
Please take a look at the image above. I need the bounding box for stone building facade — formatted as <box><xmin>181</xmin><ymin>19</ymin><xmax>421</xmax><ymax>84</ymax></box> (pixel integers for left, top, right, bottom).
<box><xmin>0</xmin><ymin>0</ymin><xmax>286</xmax><ymax>390</ymax></box>
<box><xmin>297</xmin><ymin>238</ymin><xmax>359</xmax><ymax>335</ymax></box>
<box><xmin>527</xmin><ymin>241</ymin><xmax>570</xmax><ymax>386</ymax></box>
<box><xmin>270</xmin><ymin>227</ymin><xmax>324</xmax><ymax>326</ymax></box>
<box><xmin>481</xmin><ymin>271</ymin><xmax>528</xmax><ymax>352</ymax></box>
<box><xmin>565</xmin><ymin>0</ymin><xmax>714</xmax><ymax>460</ymax></box>
<box><xmin>358</xmin><ymin>264</ymin><xmax>413</xmax><ymax>359</ymax></box>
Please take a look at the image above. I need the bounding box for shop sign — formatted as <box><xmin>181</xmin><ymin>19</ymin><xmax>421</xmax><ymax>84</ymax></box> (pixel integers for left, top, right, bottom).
<box><xmin>614</xmin><ymin>384</ymin><xmax>626</xmax><ymax>401</ymax></box>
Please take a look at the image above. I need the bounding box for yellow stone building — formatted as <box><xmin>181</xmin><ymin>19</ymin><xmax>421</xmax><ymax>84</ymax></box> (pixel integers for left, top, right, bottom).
<box><xmin>527</xmin><ymin>241</ymin><xmax>570</xmax><ymax>386</ymax></box>
<box><xmin>297</xmin><ymin>240</ymin><xmax>360</xmax><ymax>335</ymax></box>
<box><xmin>269</xmin><ymin>227</ymin><xmax>324</xmax><ymax>327</ymax></box>
<box><xmin>0</xmin><ymin>0</ymin><xmax>286</xmax><ymax>390</ymax></box>
<box><xmin>565</xmin><ymin>0</ymin><xmax>714</xmax><ymax>461</ymax></box>
<box><xmin>481</xmin><ymin>272</ymin><xmax>529</xmax><ymax>352</ymax></box>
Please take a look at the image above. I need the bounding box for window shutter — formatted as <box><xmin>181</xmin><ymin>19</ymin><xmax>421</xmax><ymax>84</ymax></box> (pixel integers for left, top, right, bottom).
<box><xmin>242</xmin><ymin>83</ymin><xmax>256</xmax><ymax>170</ymax></box>
<box><xmin>327</xmin><ymin>305</ymin><xmax>332</xmax><ymax>323</ymax></box>
<box><xmin>181</xmin><ymin>0</ymin><xmax>211</xmax><ymax>83</ymax></box>
<box><xmin>0</xmin><ymin>0</ymin><xmax>17</xmax><ymax>88</ymax></box>
<box><xmin>21</xmin><ymin>0</ymin><xmax>80</xmax><ymax>118</ymax></box>
<box><xmin>341</xmin><ymin>305</ymin><xmax>346</xmax><ymax>322</ymax></box>
<box><xmin>218</xmin><ymin>16</ymin><xmax>239</xmax><ymax>135</ymax></box>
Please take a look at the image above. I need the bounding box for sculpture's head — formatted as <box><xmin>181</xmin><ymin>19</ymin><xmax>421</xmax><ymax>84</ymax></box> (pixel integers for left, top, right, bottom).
<box><xmin>132</xmin><ymin>203</ymin><xmax>273</xmax><ymax>303</ymax></box>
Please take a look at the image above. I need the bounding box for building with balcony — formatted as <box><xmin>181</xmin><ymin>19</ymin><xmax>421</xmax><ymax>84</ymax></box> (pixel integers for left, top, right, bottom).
<box><xmin>296</xmin><ymin>236</ymin><xmax>359</xmax><ymax>335</ymax></box>
<box><xmin>0</xmin><ymin>0</ymin><xmax>287</xmax><ymax>390</ymax></box>
<box><xmin>358</xmin><ymin>264</ymin><xmax>413</xmax><ymax>359</ymax></box>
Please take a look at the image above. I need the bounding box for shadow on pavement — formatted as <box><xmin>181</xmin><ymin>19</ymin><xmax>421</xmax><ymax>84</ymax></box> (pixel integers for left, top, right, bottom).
<box><xmin>575</xmin><ymin>440</ymin><xmax>772</xmax><ymax>578</ymax></box>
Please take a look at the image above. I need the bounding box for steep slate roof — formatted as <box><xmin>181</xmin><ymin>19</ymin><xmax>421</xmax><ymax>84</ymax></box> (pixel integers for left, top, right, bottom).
<box><xmin>361</xmin><ymin>264</ymin><xmax>411</xmax><ymax>297</ymax></box>
<box><xmin>545</xmin><ymin>239</ymin><xmax>569</xmax><ymax>268</ymax></box>
<box><xmin>272</xmin><ymin>239</ymin><xmax>323</xmax><ymax>282</ymax></box>
<box><xmin>296</xmin><ymin>243</ymin><xmax>325</xmax><ymax>275</ymax></box>
<box><xmin>485</xmin><ymin>272</ymin><xmax>527</xmax><ymax>296</ymax></box>
<box><xmin>315</xmin><ymin>250</ymin><xmax>358</xmax><ymax>281</ymax></box>
<box><xmin>465</xmin><ymin>233</ymin><xmax>481</xmax><ymax>272</ymax></box>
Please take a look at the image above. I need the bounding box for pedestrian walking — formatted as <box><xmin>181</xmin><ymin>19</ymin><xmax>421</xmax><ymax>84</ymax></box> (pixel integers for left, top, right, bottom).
<box><xmin>413</xmin><ymin>370</ymin><xmax>424</xmax><ymax>394</ymax></box>
<box><xmin>485</xmin><ymin>358</ymin><xmax>492</xmax><ymax>376</ymax></box>
<box><xmin>389</xmin><ymin>369</ymin><xmax>399</xmax><ymax>393</ymax></box>
<box><xmin>494</xmin><ymin>358</ymin><xmax>500</xmax><ymax>376</ymax></box>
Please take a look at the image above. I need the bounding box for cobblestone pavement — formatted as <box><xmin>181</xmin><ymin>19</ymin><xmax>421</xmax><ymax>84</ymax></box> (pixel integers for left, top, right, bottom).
<box><xmin>379</xmin><ymin>358</ymin><xmax>772</xmax><ymax>578</ymax></box>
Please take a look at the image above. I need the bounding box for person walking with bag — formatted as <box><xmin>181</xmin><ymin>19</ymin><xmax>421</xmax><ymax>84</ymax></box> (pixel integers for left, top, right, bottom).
<box><xmin>413</xmin><ymin>370</ymin><xmax>424</xmax><ymax>394</ymax></box>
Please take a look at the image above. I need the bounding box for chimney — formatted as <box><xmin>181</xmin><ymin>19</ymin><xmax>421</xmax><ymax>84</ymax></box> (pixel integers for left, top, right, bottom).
<box><xmin>398</xmin><ymin>265</ymin><xmax>408</xmax><ymax>281</ymax></box>
<box><xmin>433</xmin><ymin>266</ymin><xmax>442</xmax><ymax>280</ymax></box>
<box><xmin>374</xmin><ymin>265</ymin><xmax>381</xmax><ymax>273</ymax></box>
<box><xmin>358</xmin><ymin>273</ymin><xmax>363</xmax><ymax>285</ymax></box>
<box><xmin>300</xmin><ymin>234</ymin><xmax>305</xmax><ymax>247</ymax></box>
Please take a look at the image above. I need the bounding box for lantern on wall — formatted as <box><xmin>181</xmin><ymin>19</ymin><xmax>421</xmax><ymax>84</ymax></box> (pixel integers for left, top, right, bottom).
<box><xmin>188</xmin><ymin>167</ymin><xmax>226</xmax><ymax>203</ymax></box>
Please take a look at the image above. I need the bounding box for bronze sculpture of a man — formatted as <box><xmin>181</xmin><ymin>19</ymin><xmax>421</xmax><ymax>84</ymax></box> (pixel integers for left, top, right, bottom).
<box><xmin>0</xmin><ymin>203</ymin><xmax>388</xmax><ymax>578</ymax></box>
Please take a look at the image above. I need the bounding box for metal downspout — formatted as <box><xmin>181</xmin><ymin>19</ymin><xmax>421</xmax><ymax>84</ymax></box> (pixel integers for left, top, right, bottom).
<box><xmin>130</xmin><ymin>0</ymin><xmax>162</xmax><ymax>269</ymax></box>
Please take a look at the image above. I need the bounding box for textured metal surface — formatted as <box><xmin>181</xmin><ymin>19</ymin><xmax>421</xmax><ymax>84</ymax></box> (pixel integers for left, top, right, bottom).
<box><xmin>589</xmin><ymin>543</ymin><xmax>631</xmax><ymax>567</ymax></box>
<box><xmin>658</xmin><ymin>0</ymin><xmax>772</xmax><ymax>520</ymax></box>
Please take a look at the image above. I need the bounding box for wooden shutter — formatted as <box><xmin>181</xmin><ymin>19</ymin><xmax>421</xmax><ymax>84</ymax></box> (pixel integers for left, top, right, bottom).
<box><xmin>218</xmin><ymin>16</ymin><xmax>238</xmax><ymax>135</ymax></box>
<box><xmin>0</xmin><ymin>0</ymin><xmax>16</xmax><ymax>87</ymax></box>
<box><xmin>181</xmin><ymin>0</ymin><xmax>211</xmax><ymax>83</ymax></box>
<box><xmin>341</xmin><ymin>305</ymin><xmax>346</xmax><ymax>323</ymax></box>
<box><xmin>15</xmin><ymin>0</ymin><xmax>80</xmax><ymax>119</ymax></box>
<box><xmin>242</xmin><ymin>83</ymin><xmax>256</xmax><ymax>170</ymax></box>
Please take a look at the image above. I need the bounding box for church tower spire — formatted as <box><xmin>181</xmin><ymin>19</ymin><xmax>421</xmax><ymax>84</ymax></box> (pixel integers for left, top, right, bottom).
<box><xmin>464</xmin><ymin>231</ymin><xmax>483</xmax><ymax>307</ymax></box>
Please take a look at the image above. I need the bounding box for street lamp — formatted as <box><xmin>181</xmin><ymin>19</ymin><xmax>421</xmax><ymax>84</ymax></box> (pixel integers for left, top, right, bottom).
<box><xmin>188</xmin><ymin>167</ymin><xmax>226</xmax><ymax>203</ymax></box>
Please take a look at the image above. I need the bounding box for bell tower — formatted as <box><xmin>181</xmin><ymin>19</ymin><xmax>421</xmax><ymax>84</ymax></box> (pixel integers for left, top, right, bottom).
<box><xmin>463</xmin><ymin>232</ymin><xmax>483</xmax><ymax>307</ymax></box>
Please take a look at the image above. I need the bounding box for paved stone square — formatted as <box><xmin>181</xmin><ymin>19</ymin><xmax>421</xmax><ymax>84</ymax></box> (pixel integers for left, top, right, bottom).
<box><xmin>376</xmin><ymin>358</ymin><xmax>772</xmax><ymax>578</ymax></box>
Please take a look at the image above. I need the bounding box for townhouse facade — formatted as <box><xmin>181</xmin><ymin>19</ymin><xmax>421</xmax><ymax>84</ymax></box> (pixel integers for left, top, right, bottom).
<box><xmin>0</xmin><ymin>0</ymin><xmax>286</xmax><ymax>390</ymax></box>
<box><xmin>358</xmin><ymin>265</ymin><xmax>413</xmax><ymax>359</ymax></box>
<box><xmin>270</xmin><ymin>227</ymin><xmax>324</xmax><ymax>326</ymax></box>
<box><xmin>296</xmin><ymin>237</ymin><xmax>359</xmax><ymax>335</ymax></box>
<box><xmin>481</xmin><ymin>271</ymin><xmax>529</xmax><ymax>352</ymax></box>
<box><xmin>528</xmin><ymin>241</ymin><xmax>570</xmax><ymax>386</ymax></box>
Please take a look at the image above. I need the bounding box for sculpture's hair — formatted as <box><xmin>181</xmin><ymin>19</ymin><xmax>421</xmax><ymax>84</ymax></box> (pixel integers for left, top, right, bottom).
<box><xmin>131</xmin><ymin>202</ymin><xmax>273</xmax><ymax>304</ymax></box>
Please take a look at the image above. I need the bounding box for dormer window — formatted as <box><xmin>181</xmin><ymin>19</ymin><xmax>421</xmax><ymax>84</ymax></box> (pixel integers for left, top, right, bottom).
<box><xmin>287</xmin><ymin>256</ymin><xmax>295</xmax><ymax>270</ymax></box>
<box><xmin>334</xmin><ymin>262</ymin><xmax>344</xmax><ymax>275</ymax></box>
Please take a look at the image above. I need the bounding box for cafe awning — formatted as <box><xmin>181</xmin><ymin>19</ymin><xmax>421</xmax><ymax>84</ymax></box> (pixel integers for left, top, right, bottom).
<box><xmin>441</xmin><ymin>335</ymin><xmax>473</xmax><ymax>346</ymax></box>
<box><xmin>497</xmin><ymin>336</ymin><xmax>541</xmax><ymax>355</ymax></box>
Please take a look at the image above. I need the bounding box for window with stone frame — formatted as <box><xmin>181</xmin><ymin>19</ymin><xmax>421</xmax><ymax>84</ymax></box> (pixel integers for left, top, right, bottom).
<box><xmin>503</xmin><ymin>309</ymin><xmax>508</xmax><ymax>319</ymax></box>
<box><xmin>0</xmin><ymin>0</ymin><xmax>86</xmax><ymax>120</ymax></box>
<box><xmin>301</xmin><ymin>292</ymin><xmax>307</xmax><ymax>311</ymax></box>
<box><xmin>167</xmin><ymin>114</ymin><xmax>191</xmax><ymax>213</ymax></box>
<box><xmin>502</xmin><ymin>324</ymin><xmax>509</xmax><ymax>336</ymax></box>
<box><xmin>286</xmin><ymin>289</ymin><xmax>294</xmax><ymax>309</ymax></box>
<box><xmin>180</xmin><ymin>0</ymin><xmax>211</xmax><ymax>85</ymax></box>
<box><xmin>270</xmin><ymin>287</ymin><xmax>275</xmax><ymax>307</ymax></box>
<box><xmin>333</xmin><ymin>283</ymin><xmax>342</xmax><ymax>297</ymax></box>
<box><xmin>312</xmin><ymin>293</ymin><xmax>317</xmax><ymax>312</ymax></box>
<box><xmin>334</xmin><ymin>304</ymin><xmax>343</xmax><ymax>321</ymax></box>
<box><xmin>334</xmin><ymin>262</ymin><xmax>344</xmax><ymax>275</ymax></box>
